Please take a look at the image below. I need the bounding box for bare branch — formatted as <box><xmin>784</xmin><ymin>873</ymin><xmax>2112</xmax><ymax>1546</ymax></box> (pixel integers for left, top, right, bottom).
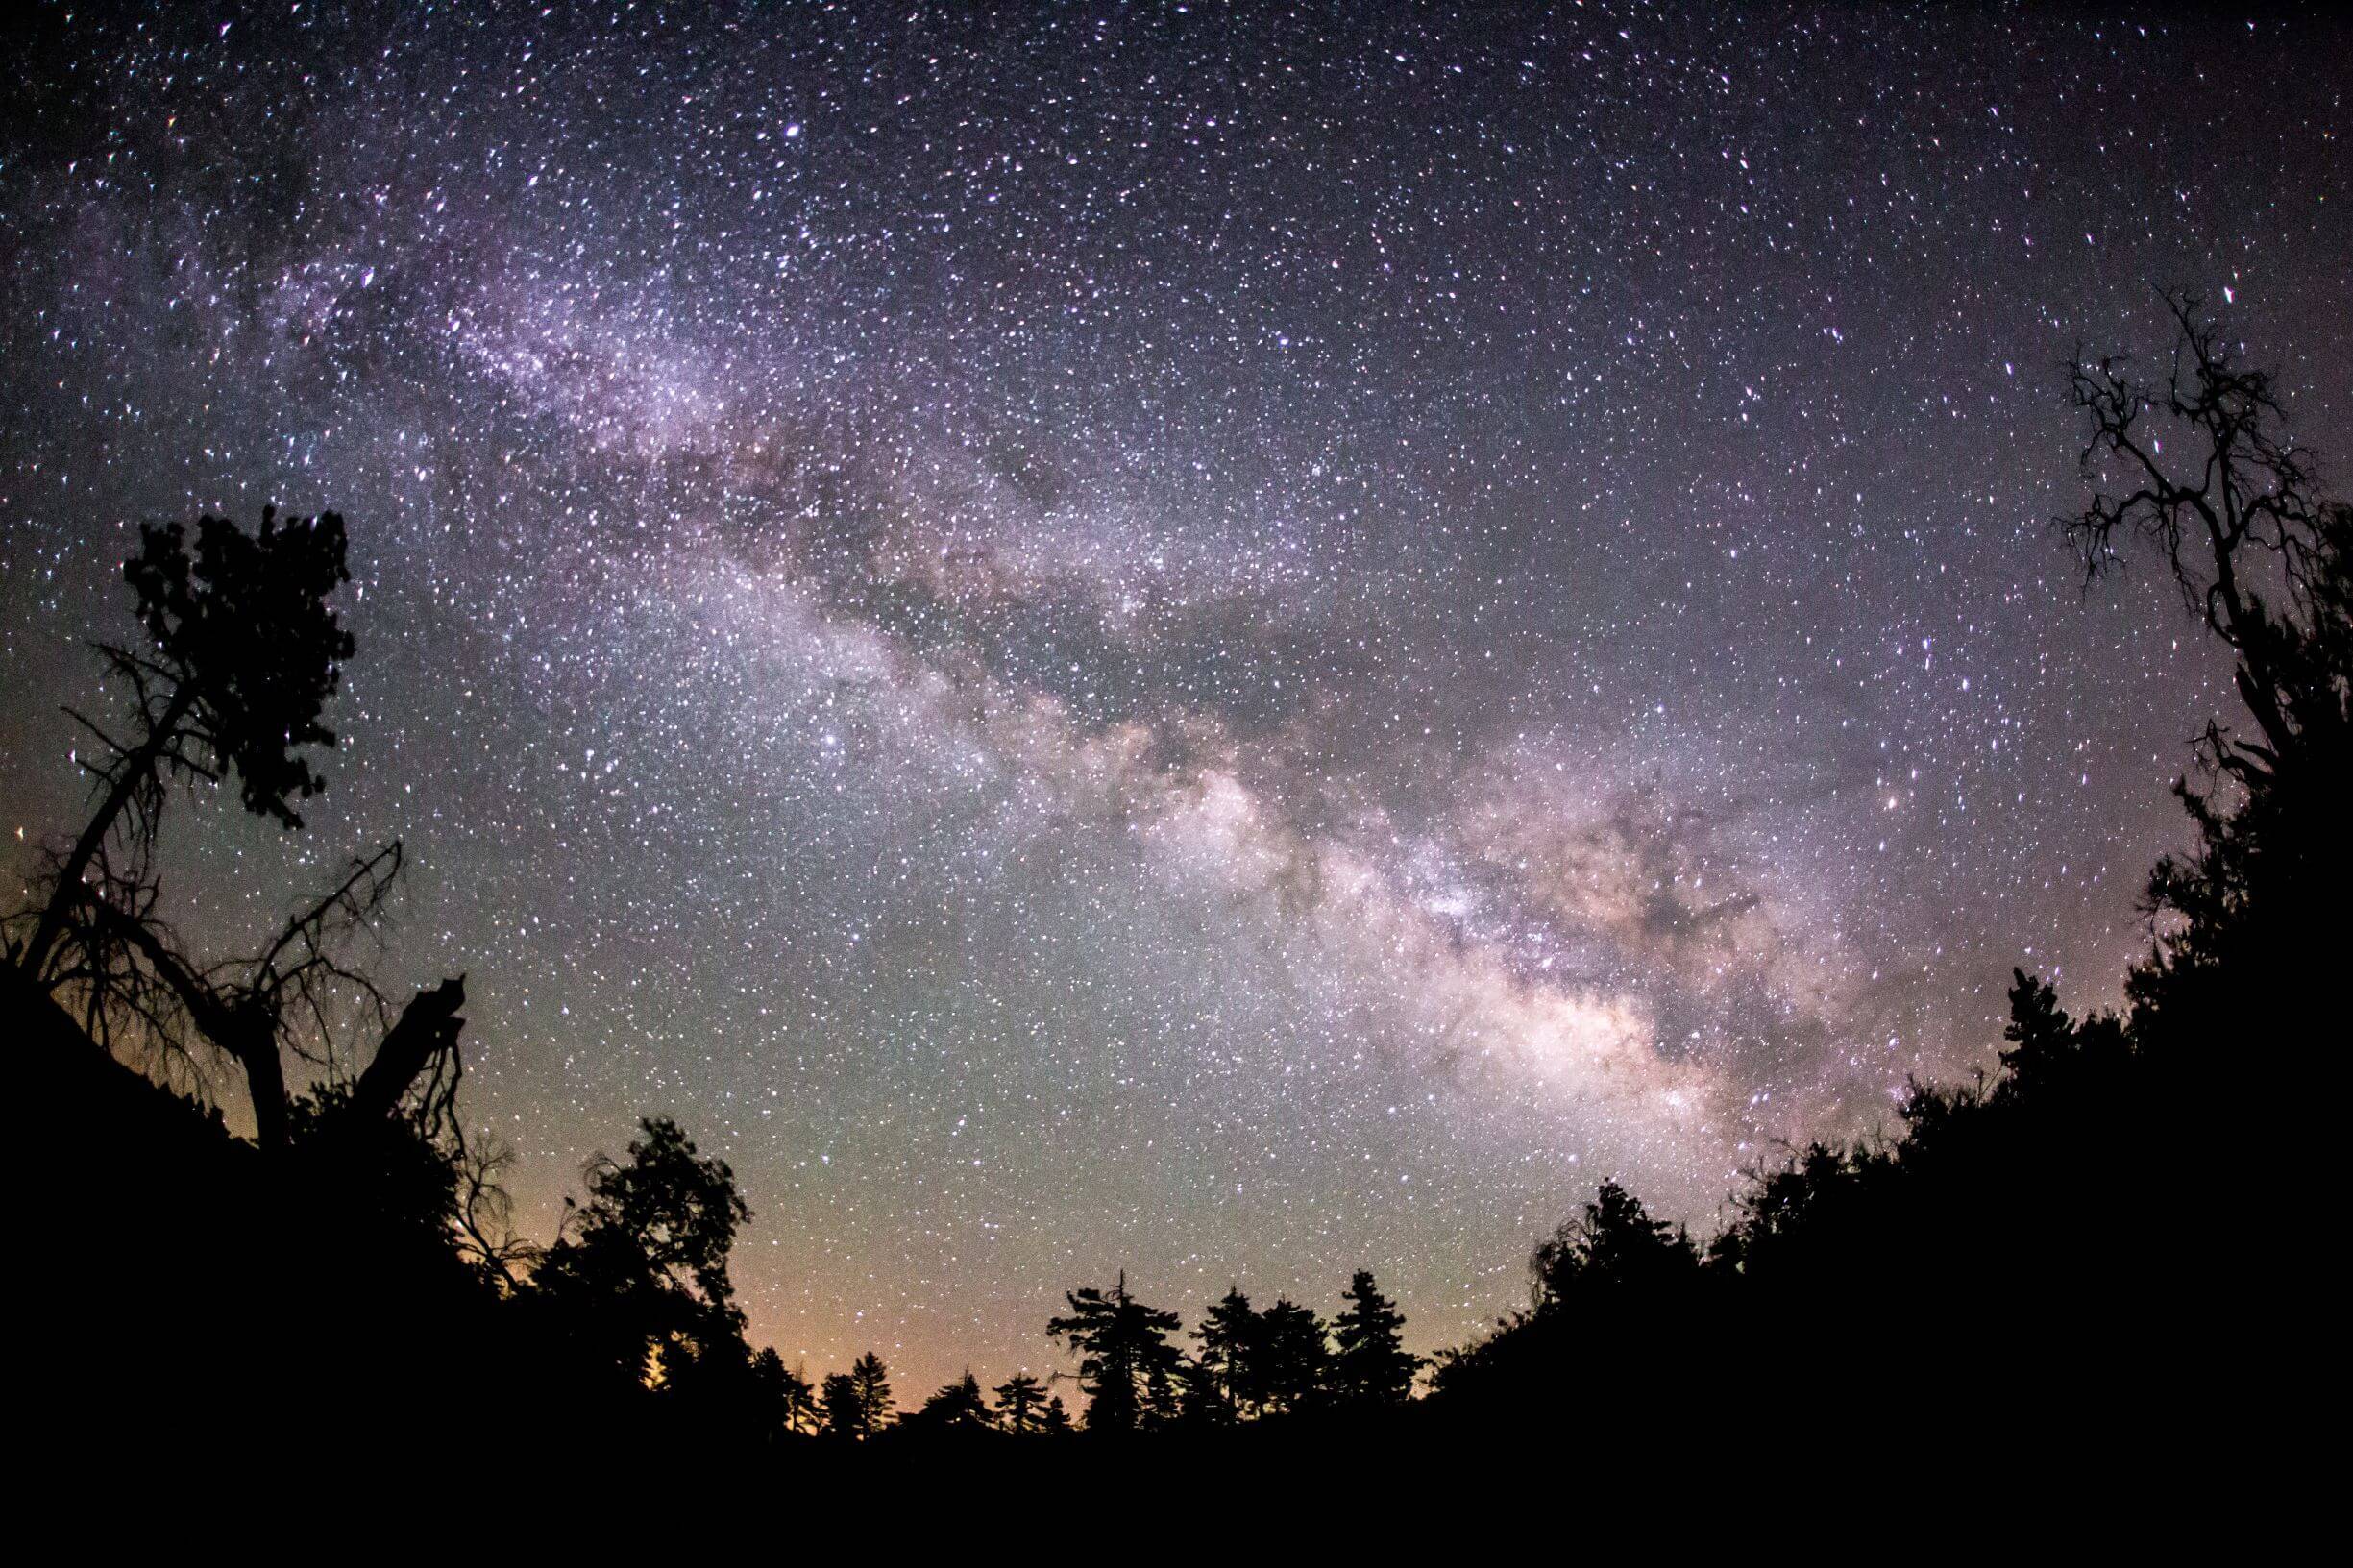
<box><xmin>2061</xmin><ymin>288</ymin><xmax>2331</xmax><ymax>761</ymax></box>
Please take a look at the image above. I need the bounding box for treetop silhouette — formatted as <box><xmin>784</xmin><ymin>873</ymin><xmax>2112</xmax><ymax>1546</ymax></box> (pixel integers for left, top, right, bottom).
<box><xmin>1047</xmin><ymin>1272</ymin><xmax>1184</xmax><ymax>1433</ymax></box>
<box><xmin>20</xmin><ymin>508</ymin><xmax>355</xmax><ymax>983</ymax></box>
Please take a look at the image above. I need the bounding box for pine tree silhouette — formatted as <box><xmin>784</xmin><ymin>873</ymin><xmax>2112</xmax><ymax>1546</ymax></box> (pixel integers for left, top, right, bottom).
<box><xmin>1331</xmin><ymin>1271</ymin><xmax>1418</xmax><ymax>1407</ymax></box>
<box><xmin>1046</xmin><ymin>1272</ymin><xmax>1183</xmax><ymax>1433</ymax></box>
<box><xmin>993</xmin><ymin>1371</ymin><xmax>1051</xmax><ymax>1433</ymax></box>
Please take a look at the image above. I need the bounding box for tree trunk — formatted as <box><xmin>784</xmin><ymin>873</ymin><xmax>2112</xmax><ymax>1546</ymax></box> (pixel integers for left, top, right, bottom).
<box><xmin>18</xmin><ymin>683</ymin><xmax>196</xmax><ymax>980</ymax></box>
<box><xmin>349</xmin><ymin>977</ymin><xmax>467</xmax><ymax>1122</ymax></box>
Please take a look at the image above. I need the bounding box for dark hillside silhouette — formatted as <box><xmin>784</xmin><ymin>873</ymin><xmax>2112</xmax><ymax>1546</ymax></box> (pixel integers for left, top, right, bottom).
<box><xmin>6</xmin><ymin>510</ymin><xmax>502</xmax><ymax>1451</ymax></box>
<box><xmin>2067</xmin><ymin>295</ymin><xmax>2350</xmax><ymax>1045</ymax></box>
<box><xmin>1424</xmin><ymin>295</ymin><xmax>2349</xmax><ymax>1433</ymax></box>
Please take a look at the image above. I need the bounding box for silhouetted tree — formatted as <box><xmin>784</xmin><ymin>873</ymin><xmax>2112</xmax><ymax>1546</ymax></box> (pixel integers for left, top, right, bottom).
<box><xmin>4</xmin><ymin>507</ymin><xmax>477</xmax><ymax>1176</ymax></box>
<box><xmin>15</xmin><ymin>509</ymin><xmax>355</xmax><ymax>983</ymax></box>
<box><xmin>1998</xmin><ymin>968</ymin><xmax>2075</xmax><ymax>1094</ymax></box>
<box><xmin>2065</xmin><ymin>291</ymin><xmax>2328</xmax><ymax>762</ymax></box>
<box><xmin>748</xmin><ymin>1348</ymin><xmax>818</xmax><ymax>1441</ymax></box>
<box><xmin>915</xmin><ymin>1370</ymin><xmax>994</xmax><ymax>1433</ymax></box>
<box><xmin>773</xmin><ymin>1355</ymin><xmax>821</xmax><ymax>1435</ymax></box>
<box><xmin>1531</xmin><ymin>1181</ymin><xmax>1702</xmax><ymax>1305</ymax></box>
<box><xmin>1331</xmin><ymin>1270</ymin><xmax>1417</xmax><ymax>1407</ymax></box>
<box><xmin>1190</xmin><ymin>1286</ymin><xmax>1260</xmax><ymax>1422</ymax></box>
<box><xmin>523</xmin><ymin>1117</ymin><xmax>754</xmax><ymax>1398</ymax></box>
<box><xmin>0</xmin><ymin>504</ymin><xmax>539</xmax><ymax>1457</ymax></box>
<box><xmin>1253</xmin><ymin>1298</ymin><xmax>1332</xmax><ymax>1415</ymax></box>
<box><xmin>2065</xmin><ymin>291</ymin><xmax>2351</xmax><ymax>1044</ymax></box>
<box><xmin>1046</xmin><ymin>1272</ymin><xmax>1183</xmax><ymax>1433</ymax></box>
<box><xmin>845</xmin><ymin>1351</ymin><xmax>895</xmax><ymax>1436</ymax></box>
<box><xmin>993</xmin><ymin>1371</ymin><xmax>1052</xmax><ymax>1433</ymax></box>
<box><xmin>1986</xmin><ymin>968</ymin><xmax>2127</xmax><ymax>1112</ymax></box>
<box><xmin>821</xmin><ymin>1371</ymin><xmax>867</xmax><ymax>1439</ymax></box>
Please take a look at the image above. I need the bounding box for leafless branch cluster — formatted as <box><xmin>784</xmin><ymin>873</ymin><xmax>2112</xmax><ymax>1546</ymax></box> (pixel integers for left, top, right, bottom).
<box><xmin>17</xmin><ymin>839</ymin><xmax>415</xmax><ymax>1149</ymax></box>
<box><xmin>2064</xmin><ymin>289</ymin><xmax>2333</xmax><ymax>761</ymax></box>
<box><xmin>453</xmin><ymin>1126</ymin><xmax>543</xmax><ymax>1285</ymax></box>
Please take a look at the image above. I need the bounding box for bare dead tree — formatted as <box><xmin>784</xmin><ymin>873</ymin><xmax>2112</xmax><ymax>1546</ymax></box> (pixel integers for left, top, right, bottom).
<box><xmin>50</xmin><ymin>842</ymin><xmax>453</xmax><ymax>1152</ymax></box>
<box><xmin>2064</xmin><ymin>289</ymin><xmax>2334</xmax><ymax>772</ymax></box>
<box><xmin>2064</xmin><ymin>292</ymin><xmax>2353</xmax><ymax>1038</ymax></box>
<box><xmin>452</xmin><ymin>1127</ymin><xmax>542</xmax><ymax>1286</ymax></box>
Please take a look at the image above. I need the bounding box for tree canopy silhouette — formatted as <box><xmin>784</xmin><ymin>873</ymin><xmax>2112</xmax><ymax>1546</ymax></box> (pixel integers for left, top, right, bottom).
<box><xmin>17</xmin><ymin>508</ymin><xmax>355</xmax><ymax>983</ymax></box>
<box><xmin>912</xmin><ymin>1371</ymin><xmax>994</xmax><ymax>1434</ymax></box>
<box><xmin>993</xmin><ymin>1371</ymin><xmax>1054</xmax><ymax>1434</ymax></box>
<box><xmin>821</xmin><ymin>1352</ymin><xmax>896</xmax><ymax>1439</ymax></box>
<box><xmin>1331</xmin><ymin>1271</ymin><xmax>1418</xmax><ymax>1408</ymax></box>
<box><xmin>1047</xmin><ymin>1273</ymin><xmax>1184</xmax><ymax>1433</ymax></box>
<box><xmin>524</xmin><ymin>1116</ymin><xmax>756</xmax><ymax>1399</ymax></box>
<box><xmin>1189</xmin><ymin>1286</ymin><xmax>1260</xmax><ymax>1423</ymax></box>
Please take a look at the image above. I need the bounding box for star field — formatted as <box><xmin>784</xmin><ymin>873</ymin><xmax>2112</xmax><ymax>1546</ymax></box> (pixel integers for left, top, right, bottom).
<box><xmin>3</xmin><ymin>2</ymin><xmax>2348</xmax><ymax>1391</ymax></box>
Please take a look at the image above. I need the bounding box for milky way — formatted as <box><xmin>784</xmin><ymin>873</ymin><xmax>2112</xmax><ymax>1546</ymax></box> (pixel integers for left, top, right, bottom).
<box><xmin>4</xmin><ymin>3</ymin><xmax>2348</xmax><ymax>1389</ymax></box>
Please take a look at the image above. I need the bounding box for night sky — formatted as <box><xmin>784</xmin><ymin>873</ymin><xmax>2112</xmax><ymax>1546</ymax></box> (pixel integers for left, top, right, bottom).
<box><xmin>4</xmin><ymin>3</ymin><xmax>2348</xmax><ymax>1391</ymax></box>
